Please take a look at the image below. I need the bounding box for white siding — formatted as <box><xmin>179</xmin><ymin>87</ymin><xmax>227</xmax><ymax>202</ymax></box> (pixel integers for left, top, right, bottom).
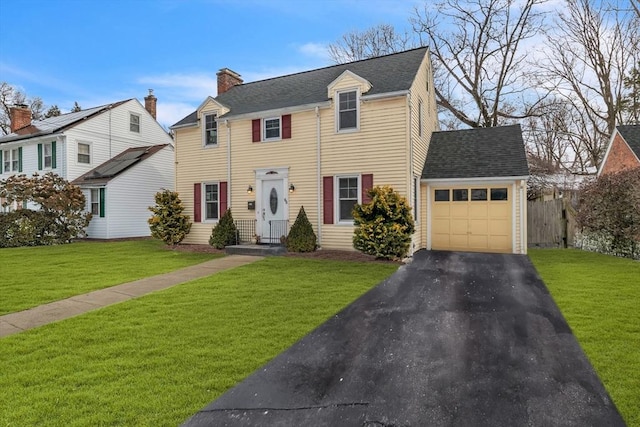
<box><xmin>84</xmin><ymin>146</ymin><xmax>175</xmax><ymax>239</ymax></box>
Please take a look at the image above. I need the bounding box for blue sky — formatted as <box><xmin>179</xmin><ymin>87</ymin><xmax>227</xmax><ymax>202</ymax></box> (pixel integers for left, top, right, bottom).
<box><xmin>0</xmin><ymin>0</ymin><xmax>421</xmax><ymax>129</ymax></box>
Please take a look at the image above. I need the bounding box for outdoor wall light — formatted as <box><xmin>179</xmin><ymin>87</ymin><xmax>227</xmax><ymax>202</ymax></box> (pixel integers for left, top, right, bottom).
<box><xmin>247</xmin><ymin>185</ymin><xmax>253</xmax><ymax>194</ymax></box>
<box><xmin>289</xmin><ymin>183</ymin><xmax>295</xmax><ymax>193</ymax></box>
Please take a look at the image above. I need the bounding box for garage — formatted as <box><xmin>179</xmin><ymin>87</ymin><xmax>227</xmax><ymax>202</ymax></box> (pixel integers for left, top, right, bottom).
<box><xmin>421</xmin><ymin>125</ymin><xmax>529</xmax><ymax>254</ymax></box>
<box><xmin>430</xmin><ymin>184</ymin><xmax>512</xmax><ymax>252</ymax></box>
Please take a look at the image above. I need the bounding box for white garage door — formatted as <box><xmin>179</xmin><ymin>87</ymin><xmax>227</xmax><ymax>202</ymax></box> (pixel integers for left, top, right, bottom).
<box><xmin>431</xmin><ymin>185</ymin><xmax>512</xmax><ymax>253</ymax></box>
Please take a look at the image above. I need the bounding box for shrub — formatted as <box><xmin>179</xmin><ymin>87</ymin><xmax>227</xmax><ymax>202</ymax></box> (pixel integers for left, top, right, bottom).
<box><xmin>209</xmin><ymin>209</ymin><xmax>237</xmax><ymax>249</ymax></box>
<box><xmin>286</xmin><ymin>206</ymin><xmax>317</xmax><ymax>252</ymax></box>
<box><xmin>148</xmin><ymin>189</ymin><xmax>192</xmax><ymax>246</ymax></box>
<box><xmin>576</xmin><ymin>167</ymin><xmax>640</xmax><ymax>258</ymax></box>
<box><xmin>0</xmin><ymin>172</ymin><xmax>91</xmax><ymax>247</ymax></box>
<box><xmin>353</xmin><ymin>185</ymin><xmax>415</xmax><ymax>260</ymax></box>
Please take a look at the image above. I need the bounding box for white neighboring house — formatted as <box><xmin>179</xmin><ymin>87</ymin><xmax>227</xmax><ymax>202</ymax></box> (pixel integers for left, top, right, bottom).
<box><xmin>0</xmin><ymin>92</ymin><xmax>175</xmax><ymax>238</ymax></box>
<box><xmin>72</xmin><ymin>144</ymin><xmax>174</xmax><ymax>239</ymax></box>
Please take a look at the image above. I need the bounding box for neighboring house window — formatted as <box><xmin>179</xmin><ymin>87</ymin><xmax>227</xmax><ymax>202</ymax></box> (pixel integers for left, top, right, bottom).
<box><xmin>337</xmin><ymin>90</ymin><xmax>358</xmax><ymax>131</ymax></box>
<box><xmin>263</xmin><ymin>117</ymin><xmax>281</xmax><ymax>140</ymax></box>
<box><xmin>3</xmin><ymin>148</ymin><xmax>22</xmax><ymax>172</ymax></box>
<box><xmin>38</xmin><ymin>142</ymin><xmax>56</xmax><ymax>170</ymax></box>
<box><xmin>78</xmin><ymin>143</ymin><xmax>91</xmax><ymax>164</ymax></box>
<box><xmin>204</xmin><ymin>113</ymin><xmax>218</xmax><ymax>146</ymax></box>
<box><xmin>130</xmin><ymin>113</ymin><xmax>140</xmax><ymax>133</ymax></box>
<box><xmin>90</xmin><ymin>188</ymin><xmax>105</xmax><ymax>218</ymax></box>
<box><xmin>204</xmin><ymin>183</ymin><xmax>219</xmax><ymax>220</ymax></box>
<box><xmin>338</xmin><ymin>176</ymin><xmax>359</xmax><ymax>221</ymax></box>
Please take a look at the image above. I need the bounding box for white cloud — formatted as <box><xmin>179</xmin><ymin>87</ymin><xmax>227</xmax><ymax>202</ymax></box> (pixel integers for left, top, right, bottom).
<box><xmin>137</xmin><ymin>73</ymin><xmax>217</xmax><ymax>102</ymax></box>
<box><xmin>297</xmin><ymin>42</ymin><xmax>331</xmax><ymax>62</ymax></box>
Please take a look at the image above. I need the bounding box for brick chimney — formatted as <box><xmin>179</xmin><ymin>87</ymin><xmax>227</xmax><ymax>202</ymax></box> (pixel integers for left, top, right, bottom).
<box><xmin>217</xmin><ymin>68</ymin><xmax>243</xmax><ymax>95</ymax></box>
<box><xmin>10</xmin><ymin>104</ymin><xmax>31</xmax><ymax>132</ymax></box>
<box><xmin>144</xmin><ymin>89</ymin><xmax>157</xmax><ymax>120</ymax></box>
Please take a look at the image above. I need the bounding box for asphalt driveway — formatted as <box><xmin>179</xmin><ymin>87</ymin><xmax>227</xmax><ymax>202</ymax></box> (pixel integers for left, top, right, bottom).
<box><xmin>183</xmin><ymin>250</ymin><xmax>624</xmax><ymax>426</ymax></box>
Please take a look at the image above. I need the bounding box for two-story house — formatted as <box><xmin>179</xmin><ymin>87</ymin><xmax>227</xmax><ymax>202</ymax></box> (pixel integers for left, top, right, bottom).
<box><xmin>0</xmin><ymin>91</ymin><xmax>174</xmax><ymax>239</ymax></box>
<box><xmin>171</xmin><ymin>48</ymin><xmax>529</xmax><ymax>254</ymax></box>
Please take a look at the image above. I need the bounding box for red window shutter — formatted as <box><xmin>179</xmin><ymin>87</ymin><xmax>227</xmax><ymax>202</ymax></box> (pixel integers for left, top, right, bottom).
<box><xmin>361</xmin><ymin>174</ymin><xmax>374</xmax><ymax>204</ymax></box>
<box><xmin>252</xmin><ymin>119</ymin><xmax>261</xmax><ymax>142</ymax></box>
<box><xmin>323</xmin><ymin>176</ymin><xmax>334</xmax><ymax>224</ymax></box>
<box><xmin>220</xmin><ymin>181</ymin><xmax>228</xmax><ymax>214</ymax></box>
<box><xmin>194</xmin><ymin>183</ymin><xmax>201</xmax><ymax>223</ymax></box>
<box><xmin>282</xmin><ymin>114</ymin><xmax>292</xmax><ymax>139</ymax></box>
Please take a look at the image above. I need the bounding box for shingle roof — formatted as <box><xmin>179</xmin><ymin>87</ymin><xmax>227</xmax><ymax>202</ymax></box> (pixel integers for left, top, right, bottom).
<box><xmin>171</xmin><ymin>47</ymin><xmax>429</xmax><ymax>127</ymax></box>
<box><xmin>71</xmin><ymin>144</ymin><xmax>169</xmax><ymax>186</ymax></box>
<box><xmin>617</xmin><ymin>124</ymin><xmax>640</xmax><ymax>159</ymax></box>
<box><xmin>0</xmin><ymin>100</ymin><xmax>130</xmax><ymax>144</ymax></box>
<box><xmin>422</xmin><ymin>125</ymin><xmax>529</xmax><ymax>179</ymax></box>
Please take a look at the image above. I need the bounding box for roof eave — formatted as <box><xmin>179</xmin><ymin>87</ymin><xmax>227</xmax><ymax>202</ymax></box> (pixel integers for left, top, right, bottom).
<box><xmin>422</xmin><ymin>175</ymin><xmax>530</xmax><ymax>183</ymax></box>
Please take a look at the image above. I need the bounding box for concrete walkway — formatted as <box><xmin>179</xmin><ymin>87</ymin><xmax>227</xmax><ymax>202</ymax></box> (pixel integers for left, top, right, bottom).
<box><xmin>0</xmin><ymin>255</ymin><xmax>263</xmax><ymax>338</ymax></box>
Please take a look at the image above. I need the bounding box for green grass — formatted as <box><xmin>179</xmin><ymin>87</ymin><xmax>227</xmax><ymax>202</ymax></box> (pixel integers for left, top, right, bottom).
<box><xmin>0</xmin><ymin>257</ymin><xmax>397</xmax><ymax>426</ymax></box>
<box><xmin>529</xmin><ymin>249</ymin><xmax>640</xmax><ymax>426</ymax></box>
<box><xmin>0</xmin><ymin>240</ymin><xmax>218</xmax><ymax>315</ymax></box>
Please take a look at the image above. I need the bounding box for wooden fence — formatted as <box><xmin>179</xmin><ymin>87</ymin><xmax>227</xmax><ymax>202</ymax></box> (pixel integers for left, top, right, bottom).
<box><xmin>527</xmin><ymin>198</ymin><xmax>578</xmax><ymax>248</ymax></box>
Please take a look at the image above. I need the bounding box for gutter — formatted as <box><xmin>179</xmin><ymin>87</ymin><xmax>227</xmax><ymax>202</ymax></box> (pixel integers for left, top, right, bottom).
<box><xmin>316</xmin><ymin>106</ymin><xmax>322</xmax><ymax>246</ymax></box>
<box><xmin>221</xmin><ymin>101</ymin><xmax>332</xmax><ymax>122</ymax></box>
<box><xmin>361</xmin><ymin>90</ymin><xmax>409</xmax><ymax>102</ymax></box>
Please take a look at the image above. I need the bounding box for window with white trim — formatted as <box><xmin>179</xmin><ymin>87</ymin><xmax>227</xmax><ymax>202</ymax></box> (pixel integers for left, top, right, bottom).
<box><xmin>204</xmin><ymin>183</ymin><xmax>219</xmax><ymax>220</ymax></box>
<box><xmin>4</xmin><ymin>148</ymin><xmax>20</xmax><ymax>172</ymax></box>
<box><xmin>204</xmin><ymin>113</ymin><xmax>218</xmax><ymax>146</ymax></box>
<box><xmin>78</xmin><ymin>143</ymin><xmax>91</xmax><ymax>164</ymax></box>
<box><xmin>43</xmin><ymin>142</ymin><xmax>53</xmax><ymax>168</ymax></box>
<box><xmin>90</xmin><ymin>188</ymin><xmax>100</xmax><ymax>215</ymax></box>
<box><xmin>337</xmin><ymin>176</ymin><xmax>359</xmax><ymax>221</ymax></box>
<box><xmin>130</xmin><ymin>113</ymin><xmax>140</xmax><ymax>133</ymax></box>
<box><xmin>337</xmin><ymin>90</ymin><xmax>358</xmax><ymax>131</ymax></box>
<box><xmin>263</xmin><ymin>117</ymin><xmax>281</xmax><ymax>140</ymax></box>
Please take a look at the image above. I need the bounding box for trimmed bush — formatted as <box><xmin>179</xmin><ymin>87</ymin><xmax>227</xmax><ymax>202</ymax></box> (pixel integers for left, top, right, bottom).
<box><xmin>286</xmin><ymin>206</ymin><xmax>317</xmax><ymax>252</ymax></box>
<box><xmin>353</xmin><ymin>185</ymin><xmax>415</xmax><ymax>260</ymax></box>
<box><xmin>148</xmin><ymin>190</ymin><xmax>192</xmax><ymax>246</ymax></box>
<box><xmin>209</xmin><ymin>209</ymin><xmax>237</xmax><ymax>249</ymax></box>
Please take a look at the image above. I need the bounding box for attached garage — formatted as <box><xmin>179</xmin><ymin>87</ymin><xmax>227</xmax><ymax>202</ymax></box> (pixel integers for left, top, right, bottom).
<box><xmin>422</xmin><ymin>125</ymin><xmax>529</xmax><ymax>254</ymax></box>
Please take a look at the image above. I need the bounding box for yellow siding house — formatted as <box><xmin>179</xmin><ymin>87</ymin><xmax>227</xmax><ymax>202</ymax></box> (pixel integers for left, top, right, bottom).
<box><xmin>171</xmin><ymin>48</ymin><xmax>529</xmax><ymax>254</ymax></box>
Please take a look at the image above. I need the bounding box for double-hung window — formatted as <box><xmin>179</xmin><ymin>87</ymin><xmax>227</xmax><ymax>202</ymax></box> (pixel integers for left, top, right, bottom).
<box><xmin>204</xmin><ymin>183</ymin><xmax>219</xmax><ymax>220</ymax></box>
<box><xmin>2</xmin><ymin>150</ymin><xmax>11</xmax><ymax>172</ymax></box>
<box><xmin>263</xmin><ymin>117</ymin><xmax>281</xmax><ymax>140</ymax></box>
<box><xmin>78</xmin><ymin>143</ymin><xmax>91</xmax><ymax>164</ymax></box>
<box><xmin>338</xmin><ymin>90</ymin><xmax>358</xmax><ymax>131</ymax></box>
<box><xmin>204</xmin><ymin>113</ymin><xmax>218</xmax><ymax>146</ymax></box>
<box><xmin>338</xmin><ymin>176</ymin><xmax>359</xmax><ymax>221</ymax></box>
<box><xmin>43</xmin><ymin>143</ymin><xmax>53</xmax><ymax>168</ymax></box>
<box><xmin>90</xmin><ymin>189</ymin><xmax>100</xmax><ymax>215</ymax></box>
<box><xmin>130</xmin><ymin>113</ymin><xmax>140</xmax><ymax>133</ymax></box>
<box><xmin>4</xmin><ymin>148</ymin><xmax>20</xmax><ymax>172</ymax></box>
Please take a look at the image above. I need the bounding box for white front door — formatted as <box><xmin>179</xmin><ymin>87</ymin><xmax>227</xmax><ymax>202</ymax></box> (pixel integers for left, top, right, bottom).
<box><xmin>260</xmin><ymin>178</ymin><xmax>287</xmax><ymax>243</ymax></box>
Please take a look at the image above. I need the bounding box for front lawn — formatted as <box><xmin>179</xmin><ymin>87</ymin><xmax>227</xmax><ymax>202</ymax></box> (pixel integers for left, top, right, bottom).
<box><xmin>0</xmin><ymin>240</ymin><xmax>217</xmax><ymax>315</ymax></box>
<box><xmin>529</xmin><ymin>249</ymin><xmax>640</xmax><ymax>426</ymax></box>
<box><xmin>0</xmin><ymin>257</ymin><xmax>397</xmax><ymax>426</ymax></box>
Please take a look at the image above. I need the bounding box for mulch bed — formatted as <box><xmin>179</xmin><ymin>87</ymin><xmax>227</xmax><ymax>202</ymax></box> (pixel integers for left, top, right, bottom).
<box><xmin>168</xmin><ymin>244</ymin><xmax>401</xmax><ymax>264</ymax></box>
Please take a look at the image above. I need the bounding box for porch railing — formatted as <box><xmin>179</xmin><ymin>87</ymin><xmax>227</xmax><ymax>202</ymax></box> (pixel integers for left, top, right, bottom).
<box><xmin>234</xmin><ymin>219</ymin><xmax>257</xmax><ymax>244</ymax></box>
<box><xmin>265</xmin><ymin>220</ymin><xmax>289</xmax><ymax>245</ymax></box>
<box><xmin>233</xmin><ymin>219</ymin><xmax>290</xmax><ymax>246</ymax></box>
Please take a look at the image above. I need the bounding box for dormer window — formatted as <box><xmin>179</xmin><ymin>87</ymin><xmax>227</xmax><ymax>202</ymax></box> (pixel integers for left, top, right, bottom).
<box><xmin>204</xmin><ymin>113</ymin><xmax>218</xmax><ymax>146</ymax></box>
<box><xmin>130</xmin><ymin>113</ymin><xmax>140</xmax><ymax>133</ymax></box>
<box><xmin>337</xmin><ymin>90</ymin><xmax>358</xmax><ymax>132</ymax></box>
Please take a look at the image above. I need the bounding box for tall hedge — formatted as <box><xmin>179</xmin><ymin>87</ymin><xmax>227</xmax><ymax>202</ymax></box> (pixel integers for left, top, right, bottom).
<box><xmin>576</xmin><ymin>167</ymin><xmax>640</xmax><ymax>258</ymax></box>
<box><xmin>353</xmin><ymin>185</ymin><xmax>415</xmax><ymax>260</ymax></box>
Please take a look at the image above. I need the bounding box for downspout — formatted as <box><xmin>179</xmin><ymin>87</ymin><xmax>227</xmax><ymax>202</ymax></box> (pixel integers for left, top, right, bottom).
<box><xmin>109</xmin><ymin>106</ymin><xmax>112</xmax><ymax>158</ymax></box>
<box><xmin>407</xmin><ymin>92</ymin><xmax>415</xmax><ymax>254</ymax></box>
<box><xmin>226</xmin><ymin>119</ymin><xmax>231</xmax><ymax>209</ymax></box>
<box><xmin>316</xmin><ymin>106</ymin><xmax>322</xmax><ymax>246</ymax></box>
<box><xmin>520</xmin><ymin>180</ymin><xmax>526</xmax><ymax>254</ymax></box>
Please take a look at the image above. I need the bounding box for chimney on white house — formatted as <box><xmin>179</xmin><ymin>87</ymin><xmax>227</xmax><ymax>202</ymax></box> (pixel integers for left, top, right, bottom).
<box><xmin>144</xmin><ymin>89</ymin><xmax>157</xmax><ymax>120</ymax></box>
<box><xmin>217</xmin><ymin>68</ymin><xmax>243</xmax><ymax>95</ymax></box>
<box><xmin>10</xmin><ymin>104</ymin><xmax>31</xmax><ymax>132</ymax></box>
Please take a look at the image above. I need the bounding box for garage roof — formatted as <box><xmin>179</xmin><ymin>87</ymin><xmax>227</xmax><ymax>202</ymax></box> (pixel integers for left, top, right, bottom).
<box><xmin>422</xmin><ymin>125</ymin><xmax>529</xmax><ymax>179</ymax></box>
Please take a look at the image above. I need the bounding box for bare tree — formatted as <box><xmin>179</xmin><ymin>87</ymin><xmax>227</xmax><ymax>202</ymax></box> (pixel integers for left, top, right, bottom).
<box><xmin>1</xmin><ymin>82</ymin><xmax>44</xmax><ymax>135</ymax></box>
<box><xmin>411</xmin><ymin>0</ymin><xmax>548</xmax><ymax>128</ymax></box>
<box><xmin>328</xmin><ymin>24</ymin><xmax>415</xmax><ymax>64</ymax></box>
<box><xmin>541</xmin><ymin>0</ymin><xmax>638</xmax><ymax>168</ymax></box>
